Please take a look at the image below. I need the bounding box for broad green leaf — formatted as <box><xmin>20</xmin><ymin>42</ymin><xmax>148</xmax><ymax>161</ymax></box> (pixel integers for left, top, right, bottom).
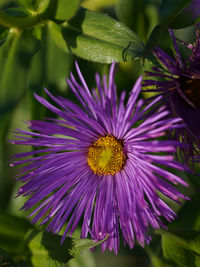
<box><xmin>25</xmin><ymin>230</ymin><xmax>107</xmax><ymax>266</ymax></box>
<box><xmin>55</xmin><ymin>0</ymin><xmax>81</xmax><ymax>21</ymax></box>
<box><xmin>159</xmin><ymin>0</ymin><xmax>191</xmax><ymax>25</ymax></box>
<box><xmin>0</xmin><ymin>213</ymin><xmax>32</xmax><ymax>254</ymax></box>
<box><xmin>39</xmin><ymin>0</ymin><xmax>80</xmax><ymax>21</ymax></box>
<box><xmin>69</xmin><ymin>234</ymin><xmax>109</xmax><ymax>257</ymax></box>
<box><xmin>25</xmin><ymin>230</ymin><xmax>73</xmax><ymax>266</ymax></box>
<box><xmin>162</xmin><ymin>230</ymin><xmax>200</xmax><ymax>267</ymax></box>
<box><xmin>0</xmin><ymin>29</ymin><xmax>40</xmax><ymax>115</ymax></box>
<box><xmin>0</xmin><ymin>248</ymin><xmax>17</xmax><ymax>267</ymax></box>
<box><xmin>150</xmin><ymin>253</ymin><xmax>178</xmax><ymax>267</ymax></box>
<box><xmin>52</xmin><ymin>8</ymin><xmax>144</xmax><ymax>63</ymax></box>
<box><xmin>48</xmin><ymin>21</ymin><xmax>68</xmax><ymax>52</ymax></box>
<box><xmin>67</xmin><ymin>251</ymin><xmax>96</xmax><ymax>267</ymax></box>
<box><xmin>143</xmin><ymin>0</ymin><xmax>191</xmax><ymax>59</ymax></box>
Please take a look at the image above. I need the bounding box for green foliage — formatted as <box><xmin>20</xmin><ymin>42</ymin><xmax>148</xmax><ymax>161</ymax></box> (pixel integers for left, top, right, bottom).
<box><xmin>0</xmin><ymin>29</ymin><xmax>40</xmax><ymax>115</ymax></box>
<box><xmin>143</xmin><ymin>0</ymin><xmax>191</xmax><ymax>59</ymax></box>
<box><xmin>0</xmin><ymin>0</ymin><xmax>80</xmax><ymax>29</ymax></box>
<box><xmin>149</xmin><ymin>191</ymin><xmax>200</xmax><ymax>267</ymax></box>
<box><xmin>148</xmin><ymin>248</ymin><xmax>178</xmax><ymax>267</ymax></box>
<box><xmin>54</xmin><ymin>0</ymin><xmax>81</xmax><ymax>21</ymax></box>
<box><xmin>159</xmin><ymin>0</ymin><xmax>191</xmax><ymax>25</ymax></box>
<box><xmin>0</xmin><ymin>0</ymin><xmax>199</xmax><ymax>266</ymax></box>
<box><xmin>69</xmin><ymin>234</ymin><xmax>109</xmax><ymax>257</ymax></box>
<box><xmin>53</xmin><ymin>8</ymin><xmax>144</xmax><ymax>63</ymax></box>
<box><xmin>0</xmin><ymin>213</ymin><xmax>32</xmax><ymax>255</ymax></box>
<box><xmin>25</xmin><ymin>230</ymin><xmax>108</xmax><ymax>266</ymax></box>
<box><xmin>17</xmin><ymin>0</ymin><xmax>51</xmax><ymax>14</ymax></box>
<box><xmin>25</xmin><ymin>230</ymin><xmax>74</xmax><ymax>266</ymax></box>
<box><xmin>162</xmin><ymin>230</ymin><xmax>200</xmax><ymax>267</ymax></box>
<box><xmin>27</xmin><ymin>23</ymin><xmax>73</xmax><ymax>120</ymax></box>
<box><xmin>0</xmin><ymin>213</ymin><xmax>106</xmax><ymax>266</ymax></box>
<box><xmin>67</xmin><ymin>251</ymin><xmax>96</xmax><ymax>267</ymax></box>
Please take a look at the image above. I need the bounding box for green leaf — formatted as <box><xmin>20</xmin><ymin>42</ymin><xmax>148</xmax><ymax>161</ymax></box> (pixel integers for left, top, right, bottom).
<box><xmin>52</xmin><ymin>8</ymin><xmax>144</xmax><ymax>63</ymax></box>
<box><xmin>69</xmin><ymin>234</ymin><xmax>109</xmax><ymax>257</ymax></box>
<box><xmin>168</xmin><ymin>193</ymin><xmax>200</xmax><ymax>231</ymax></box>
<box><xmin>162</xmin><ymin>230</ymin><xmax>200</xmax><ymax>267</ymax></box>
<box><xmin>25</xmin><ymin>230</ymin><xmax>107</xmax><ymax>266</ymax></box>
<box><xmin>38</xmin><ymin>0</ymin><xmax>81</xmax><ymax>21</ymax></box>
<box><xmin>159</xmin><ymin>0</ymin><xmax>191</xmax><ymax>25</ymax></box>
<box><xmin>0</xmin><ymin>248</ymin><xmax>17</xmax><ymax>267</ymax></box>
<box><xmin>143</xmin><ymin>24</ymin><xmax>164</xmax><ymax>60</ymax></box>
<box><xmin>67</xmin><ymin>251</ymin><xmax>96</xmax><ymax>267</ymax></box>
<box><xmin>54</xmin><ymin>0</ymin><xmax>81</xmax><ymax>21</ymax></box>
<box><xmin>168</xmin><ymin>2</ymin><xmax>200</xmax><ymax>29</ymax></box>
<box><xmin>0</xmin><ymin>29</ymin><xmax>40</xmax><ymax>115</ymax></box>
<box><xmin>48</xmin><ymin>21</ymin><xmax>68</xmax><ymax>51</ymax></box>
<box><xmin>0</xmin><ymin>213</ymin><xmax>32</xmax><ymax>254</ymax></box>
<box><xmin>149</xmin><ymin>253</ymin><xmax>178</xmax><ymax>267</ymax></box>
<box><xmin>26</xmin><ymin>230</ymin><xmax>73</xmax><ymax>266</ymax></box>
<box><xmin>143</xmin><ymin>0</ymin><xmax>191</xmax><ymax>59</ymax></box>
<box><xmin>0</xmin><ymin>9</ymin><xmax>44</xmax><ymax>29</ymax></box>
<box><xmin>17</xmin><ymin>0</ymin><xmax>50</xmax><ymax>14</ymax></box>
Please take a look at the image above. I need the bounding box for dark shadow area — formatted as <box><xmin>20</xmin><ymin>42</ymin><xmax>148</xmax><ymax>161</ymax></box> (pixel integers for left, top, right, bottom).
<box><xmin>61</xmin><ymin>8</ymin><xmax>86</xmax><ymax>52</ymax></box>
<box><xmin>41</xmin><ymin>231</ymin><xmax>74</xmax><ymax>263</ymax></box>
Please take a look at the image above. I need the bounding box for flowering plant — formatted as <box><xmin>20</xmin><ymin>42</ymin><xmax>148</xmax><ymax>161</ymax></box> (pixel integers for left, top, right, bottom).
<box><xmin>0</xmin><ymin>0</ymin><xmax>199</xmax><ymax>266</ymax></box>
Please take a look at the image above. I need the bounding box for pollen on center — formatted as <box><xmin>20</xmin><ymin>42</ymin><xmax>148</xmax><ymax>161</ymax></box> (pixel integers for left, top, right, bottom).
<box><xmin>87</xmin><ymin>135</ymin><xmax>126</xmax><ymax>175</ymax></box>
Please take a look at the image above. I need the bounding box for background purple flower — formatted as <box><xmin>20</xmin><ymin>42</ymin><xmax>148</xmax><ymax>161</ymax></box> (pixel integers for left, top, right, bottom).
<box><xmin>144</xmin><ymin>25</ymin><xmax>200</xmax><ymax>163</ymax></box>
<box><xmin>11</xmin><ymin>62</ymin><xmax>189</xmax><ymax>254</ymax></box>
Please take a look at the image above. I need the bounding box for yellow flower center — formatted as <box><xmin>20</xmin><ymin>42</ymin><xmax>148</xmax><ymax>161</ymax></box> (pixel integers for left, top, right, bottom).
<box><xmin>87</xmin><ymin>135</ymin><xmax>126</xmax><ymax>175</ymax></box>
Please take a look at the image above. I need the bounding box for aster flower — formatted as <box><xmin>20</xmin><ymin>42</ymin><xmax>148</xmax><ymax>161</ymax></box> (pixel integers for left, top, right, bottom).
<box><xmin>144</xmin><ymin>25</ymin><xmax>200</xmax><ymax>163</ymax></box>
<box><xmin>11</xmin><ymin>62</ymin><xmax>189</xmax><ymax>254</ymax></box>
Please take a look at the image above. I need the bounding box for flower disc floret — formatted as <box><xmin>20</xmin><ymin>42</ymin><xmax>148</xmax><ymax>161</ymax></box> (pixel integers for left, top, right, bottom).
<box><xmin>87</xmin><ymin>135</ymin><xmax>126</xmax><ymax>175</ymax></box>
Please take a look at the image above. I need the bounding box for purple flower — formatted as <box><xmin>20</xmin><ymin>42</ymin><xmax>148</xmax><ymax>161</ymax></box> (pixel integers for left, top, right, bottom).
<box><xmin>11</xmin><ymin>62</ymin><xmax>188</xmax><ymax>254</ymax></box>
<box><xmin>144</xmin><ymin>25</ymin><xmax>200</xmax><ymax>163</ymax></box>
